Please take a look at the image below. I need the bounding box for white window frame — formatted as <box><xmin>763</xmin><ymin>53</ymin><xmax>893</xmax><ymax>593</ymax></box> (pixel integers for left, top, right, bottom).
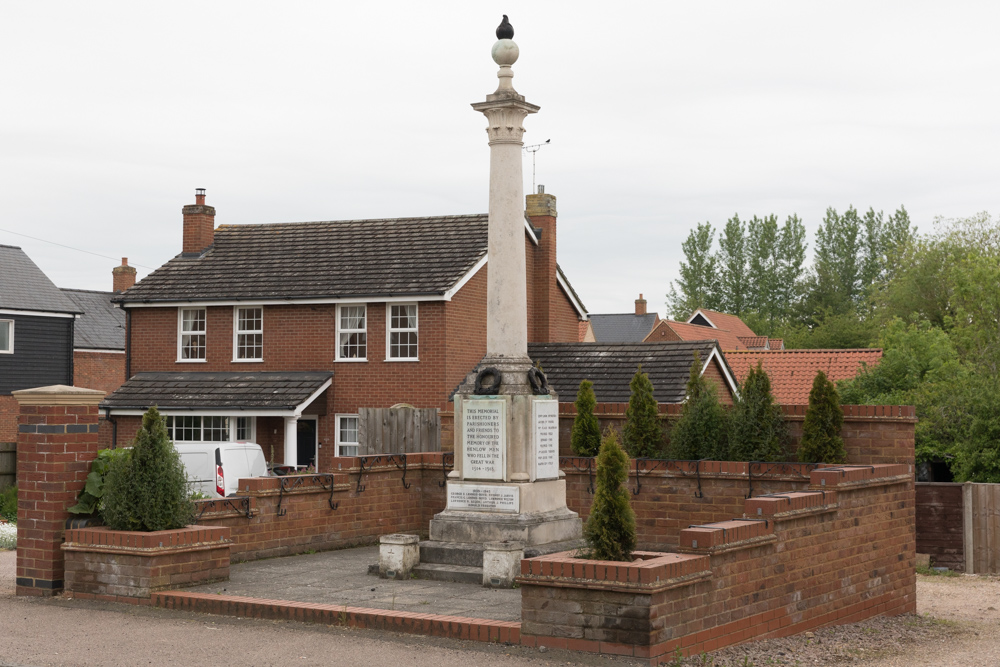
<box><xmin>232</xmin><ymin>305</ymin><xmax>264</xmax><ymax>362</ymax></box>
<box><xmin>335</xmin><ymin>414</ymin><xmax>360</xmax><ymax>457</ymax></box>
<box><xmin>385</xmin><ymin>303</ymin><xmax>418</xmax><ymax>361</ymax></box>
<box><xmin>177</xmin><ymin>307</ymin><xmax>207</xmax><ymax>362</ymax></box>
<box><xmin>336</xmin><ymin>304</ymin><xmax>367</xmax><ymax>362</ymax></box>
<box><xmin>235</xmin><ymin>416</ymin><xmax>256</xmax><ymax>442</ymax></box>
<box><xmin>0</xmin><ymin>320</ymin><xmax>12</xmax><ymax>354</ymax></box>
<box><xmin>165</xmin><ymin>414</ymin><xmax>256</xmax><ymax>443</ymax></box>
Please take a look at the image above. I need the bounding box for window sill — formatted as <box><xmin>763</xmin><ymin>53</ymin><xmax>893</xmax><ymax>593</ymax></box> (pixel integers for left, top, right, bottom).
<box><xmin>176</xmin><ymin>359</ymin><xmax>208</xmax><ymax>363</ymax></box>
<box><xmin>335</xmin><ymin>358</ymin><xmax>368</xmax><ymax>363</ymax></box>
<box><xmin>384</xmin><ymin>357</ymin><xmax>419</xmax><ymax>362</ymax></box>
<box><xmin>232</xmin><ymin>358</ymin><xmax>265</xmax><ymax>363</ymax></box>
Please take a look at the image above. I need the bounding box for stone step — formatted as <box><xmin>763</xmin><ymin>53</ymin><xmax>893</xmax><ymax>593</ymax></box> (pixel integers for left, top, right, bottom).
<box><xmin>524</xmin><ymin>538</ymin><xmax>586</xmax><ymax>558</ymax></box>
<box><xmin>411</xmin><ymin>562</ymin><xmax>483</xmax><ymax>585</ymax></box>
<box><xmin>418</xmin><ymin>540</ymin><xmax>484</xmax><ymax>567</ymax></box>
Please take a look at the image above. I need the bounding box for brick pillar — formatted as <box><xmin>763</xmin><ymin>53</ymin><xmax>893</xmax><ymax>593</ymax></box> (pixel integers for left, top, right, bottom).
<box><xmin>13</xmin><ymin>384</ymin><xmax>105</xmax><ymax>596</ymax></box>
<box><xmin>182</xmin><ymin>188</ymin><xmax>216</xmax><ymax>255</ymax></box>
<box><xmin>526</xmin><ymin>191</ymin><xmax>557</xmax><ymax>342</ymax></box>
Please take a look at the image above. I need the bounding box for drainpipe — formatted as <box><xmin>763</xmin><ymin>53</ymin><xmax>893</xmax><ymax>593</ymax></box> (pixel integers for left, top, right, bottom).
<box><xmin>125</xmin><ymin>309</ymin><xmax>131</xmax><ymax>379</ymax></box>
<box><xmin>105</xmin><ymin>407</ymin><xmax>118</xmax><ymax>449</ymax></box>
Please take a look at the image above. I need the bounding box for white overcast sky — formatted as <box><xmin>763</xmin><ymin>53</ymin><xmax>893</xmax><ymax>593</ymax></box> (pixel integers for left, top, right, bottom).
<box><xmin>2</xmin><ymin>2</ymin><xmax>999</xmax><ymax>315</ymax></box>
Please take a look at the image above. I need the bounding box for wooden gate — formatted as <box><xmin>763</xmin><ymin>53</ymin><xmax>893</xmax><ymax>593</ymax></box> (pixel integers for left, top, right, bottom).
<box><xmin>0</xmin><ymin>442</ymin><xmax>14</xmax><ymax>490</ymax></box>
<box><xmin>357</xmin><ymin>407</ymin><xmax>440</xmax><ymax>455</ymax></box>
<box><xmin>966</xmin><ymin>482</ymin><xmax>1000</xmax><ymax>574</ymax></box>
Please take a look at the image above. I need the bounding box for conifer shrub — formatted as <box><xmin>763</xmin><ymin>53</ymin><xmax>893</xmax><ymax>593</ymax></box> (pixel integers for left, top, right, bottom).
<box><xmin>727</xmin><ymin>362</ymin><xmax>789</xmax><ymax>462</ymax></box>
<box><xmin>571</xmin><ymin>379</ymin><xmax>601</xmax><ymax>456</ymax></box>
<box><xmin>669</xmin><ymin>352</ymin><xmax>727</xmax><ymax>460</ymax></box>
<box><xmin>798</xmin><ymin>370</ymin><xmax>847</xmax><ymax>463</ymax></box>
<box><xmin>582</xmin><ymin>428</ymin><xmax>636</xmax><ymax>562</ymax></box>
<box><xmin>101</xmin><ymin>406</ymin><xmax>194</xmax><ymax>531</ymax></box>
<box><xmin>622</xmin><ymin>365</ymin><xmax>664</xmax><ymax>458</ymax></box>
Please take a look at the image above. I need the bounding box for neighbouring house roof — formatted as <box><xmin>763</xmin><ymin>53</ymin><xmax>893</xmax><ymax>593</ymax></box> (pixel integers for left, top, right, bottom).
<box><xmin>527</xmin><ymin>341</ymin><xmax>738</xmax><ymax>404</ymax></box>
<box><xmin>723</xmin><ymin>349</ymin><xmax>883</xmax><ymax>404</ymax></box>
<box><xmin>0</xmin><ymin>245</ymin><xmax>81</xmax><ymax>316</ymax></box>
<box><xmin>588</xmin><ymin>313</ymin><xmax>659</xmax><ymax>343</ymax></box>
<box><xmin>687</xmin><ymin>309</ymin><xmax>757</xmax><ymax>338</ymax></box>
<box><xmin>737</xmin><ymin>335</ymin><xmax>770</xmax><ymax>350</ymax></box>
<box><xmin>114</xmin><ymin>214</ymin><xmax>586</xmax><ymax>318</ymax></box>
<box><xmin>101</xmin><ymin>371</ymin><xmax>333</xmax><ymax>413</ymax></box>
<box><xmin>61</xmin><ymin>289</ymin><xmax>125</xmax><ymax>350</ymax></box>
<box><xmin>644</xmin><ymin>319</ymin><xmax>748</xmax><ymax>351</ymax></box>
<box><xmin>769</xmin><ymin>338</ymin><xmax>784</xmax><ymax>350</ymax></box>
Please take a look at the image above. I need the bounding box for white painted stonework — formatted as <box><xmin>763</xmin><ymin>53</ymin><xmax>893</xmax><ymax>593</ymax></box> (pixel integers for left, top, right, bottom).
<box><xmin>447</xmin><ymin>482</ymin><xmax>519</xmax><ymax>513</ymax></box>
<box><xmin>482</xmin><ymin>540</ymin><xmax>524</xmax><ymax>588</ymax></box>
<box><xmin>532</xmin><ymin>399</ymin><xmax>559</xmax><ymax>481</ymax></box>
<box><xmin>378</xmin><ymin>533</ymin><xmax>420</xmax><ymax>579</ymax></box>
<box><xmin>462</xmin><ymin>399</ymin><xmax>506</xmax><ymax>480</ymax></box>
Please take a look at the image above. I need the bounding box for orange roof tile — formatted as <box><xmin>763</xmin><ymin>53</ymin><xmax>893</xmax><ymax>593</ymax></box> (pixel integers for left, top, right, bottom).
<box><xmin>737</xmin><ymin>335</ymin><xmax>770</xmax><ymax>350</ymax></box>
<box><xmin>688</xmin><ymin>309</ymin><xmax>758</xmax><ymax>338</ymax></box>
<box><xmin>768</xmin><ymin>338</ymin><xmax>784</xmax><ymax>350</ymax></box>
<box><xmin>723</xmin><ymin>349</ymin><xmax>883</xmax><ymax>404</ymax></box>
<box><xmin>644</xmin><ymin>320</ymin><xmax>747</xmax><ymax>350</ymax></box>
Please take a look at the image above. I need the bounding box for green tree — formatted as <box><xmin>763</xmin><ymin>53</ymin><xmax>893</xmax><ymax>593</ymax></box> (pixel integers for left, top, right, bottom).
<box><xmin>775</xmin><ymin>214</ymin><xmax>808</xmax><ymax>320</ymax></box>
<box><xmin>102</xmin><ymin>406</ymin><xmax>194</xmax><ymax>531</ymax></box>
<box><xmin>668</xmin><ymin>222</ymin><xmax>718</xmax><ymax>318</ymax></box>
<box><xmin>668</xmin><ymin>352</ymin><xmax>727</xmax><ymax>460</ymax></box>
<box><xmin>746</xmin><ymin>214</ymin><xmax>781</xmax><ymax>318</ymax></box>
<box><xmin>727</xmin><ymin>363</ymin><xmax>788</xmax><ymax>462</ymax></box>
<box><xmin>798</xmin><ymin>370</ymin><xmax>846</xmax><ymax>463</ymax></box>
<box><xmin>622</xmin><ymin>365</ymin><xmax>664</xmax><ymax>458</ymax></box>
<box><xmin>582</xmin><ymin>428</ymin><xmax>636</xmax><ymax>562</ymax></box>
<box><xmin>571</xmin><ymin>379</ymin><xmax>601</xmax><ymax>457</ymax></box>
<box><xmin>715</xmin><ymin>215</ymin><xmax>749</xmax><ymax>316</ymax></box>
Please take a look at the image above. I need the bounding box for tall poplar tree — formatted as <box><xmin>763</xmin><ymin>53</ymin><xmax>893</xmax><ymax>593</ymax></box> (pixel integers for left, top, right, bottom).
<box><xmin>668</xmin><ymin>222</ymin><xmax>718</xmax><ymax>318</ymax></box>
<box><xmin>716</xmin><ymin>215</ymin><xmax>749</xmax><ymax>316</ymax></box>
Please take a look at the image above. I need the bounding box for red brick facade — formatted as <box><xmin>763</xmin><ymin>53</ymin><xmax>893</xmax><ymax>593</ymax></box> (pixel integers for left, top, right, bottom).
<box><xmin>0</xmin><ymin>395</ymin><xmax>16</xmax><ymax>442</ymax></box>
<box><xmin>73</xmin><ymin>350</ymin><xmax>125</xmax><ymax>395</ymax></box>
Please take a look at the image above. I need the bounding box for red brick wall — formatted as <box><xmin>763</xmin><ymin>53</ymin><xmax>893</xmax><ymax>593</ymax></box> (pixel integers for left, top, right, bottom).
<box><xmin>702</xmin><ymin>357</ymin><xmax>734</xmax><ymax>404</ymax></box>
<box><xmin>15</xmin><ymin>396</ymin><xmax>103</xmax><ymax>596</ymax></box>
<box><xmin>73</xmin><ymin>351</ymin><xmax>125</xmax><ymax>395</ymax></box>
<box><xmin>0</xmin><ymin>395</ymin><xmax>17</xmax><ymax>442</ymax></box>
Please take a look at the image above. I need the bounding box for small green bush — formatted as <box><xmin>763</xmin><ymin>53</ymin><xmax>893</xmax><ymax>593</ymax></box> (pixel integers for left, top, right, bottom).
<box><xmin>798</xmin><ymin>370</ymin><xmax>847</xmax><ymax>463</ymax></box>
<box><xmin>728</xmin><ymin>362</ymin><xmax>789</xmax><ymax>462</ymax></box>
<box><xmin>0</xmin><ymin>484</ymin><xmax>17</xmax><ymax>523</ymax></box>
<box><xmin>68</xmin><ymin>448</ymin><xmax>131</xmax><ymax>516</ymax></box>
<box><xmin>582</xmin><ymin>428</ymin><xmax>636</xmax><ymax>562</ymax></box>
<box><xmin>571</xmin><ymin>379</ymin><xmax>601</xmax><ymax>456</ymax></box>
<box><xmin>622</xmin><ymin>365</ymin><xmax>664</xmax><ymax>458</ymax></box>
<box><xmin>669</xmin><ymin>352</ymin><xmax>727</xmax><ymax>460</ymax></box>
<box><xmin>101</xmin><ymin>406</ymin><xmax>194</xmax><ymax>531</ymax></box>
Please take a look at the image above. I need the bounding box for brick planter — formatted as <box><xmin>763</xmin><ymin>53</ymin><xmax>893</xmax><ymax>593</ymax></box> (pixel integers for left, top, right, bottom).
<box><xmin>62</xmin><ymin>526</ymin><xmax>231</xmax><ymax>601</ymax></box>
<box><xmin>517</xmin><ymin>550</ymin><xmax>712</xmax><ymax>658</ymax></box>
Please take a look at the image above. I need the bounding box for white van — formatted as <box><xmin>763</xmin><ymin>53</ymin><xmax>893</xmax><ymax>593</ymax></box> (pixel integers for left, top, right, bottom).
<box><xmin>176</xmin><ymin>442</ymin><xmax>269</xmax><ymax>498</ymax></box>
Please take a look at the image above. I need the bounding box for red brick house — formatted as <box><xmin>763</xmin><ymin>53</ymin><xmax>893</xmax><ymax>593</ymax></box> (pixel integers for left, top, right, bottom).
<box><xmin>724</xmin><ymin>348</ymin><xmax>883</xmax><ymax>404</ymax></box>
<box><xmin>102</xmin><ymin>190</ymin><xmax>587</xmax><ymax>470</ymax></box>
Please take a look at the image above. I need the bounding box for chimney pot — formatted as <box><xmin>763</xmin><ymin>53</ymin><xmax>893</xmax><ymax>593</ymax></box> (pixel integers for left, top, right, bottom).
<box><xmin>195</xmin><ymin>188</ymin><xmax>206</xmax><ymax>205</ymax></box>
<box><xmin>635</xmin><ymin>294</ymin><xmax>647</xmax><ymax>316</ymax></box>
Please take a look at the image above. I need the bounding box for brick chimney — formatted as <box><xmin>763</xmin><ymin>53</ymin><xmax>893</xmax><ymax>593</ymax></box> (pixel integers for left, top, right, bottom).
<box><xmin>182</xmin><ymin>188</ymin><xmax>216</xmax><ymax>255</ymax></box>
<box><xmin>527</xmin><ymin>187</ymin><xmax>559</xmax><ymax>342</ymax></box>
<box><xmin>112</xmin><ymin>258</ymin><xmax>137</xmax><ymax>293</ymax></box>
<box><xmin>635</xmin><ymin>294</ymin><xmax>647</xmax><ymax>316</ymax></box>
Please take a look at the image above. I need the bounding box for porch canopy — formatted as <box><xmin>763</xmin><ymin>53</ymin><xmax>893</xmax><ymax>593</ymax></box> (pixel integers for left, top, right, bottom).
<box><xmin>101</xmin><ymin>371</ymin><xmax>333</xmax><ymax>466</ymax></box>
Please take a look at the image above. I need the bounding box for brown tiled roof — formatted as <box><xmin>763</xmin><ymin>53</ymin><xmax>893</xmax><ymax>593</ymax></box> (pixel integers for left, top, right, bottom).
<box><xmin>723</xmin><ymin>349</ymin><xmax>883</xmax><ymax>404</ymax></box>
<box><xmin>644</xmin><ymin>320</ymin><xmax>747</xmax><ymax>351</ymax></box>
<box><xmin>688</xmin><ymin>309</ymin><xmax>757</xmax><ymax>338</ymax></box>
<box><xmin>119</xmin><ymin>215</ymin><xmax>494</xmax><ymax>303</ymax></box>
<box><xmin>102</xmin><ymin>371</ymin><xmax>333</xmax><ymax>411</ymax></box>
<box><xmin>769</xmin><ymin>338</ymin><xmax>784</xmax><ymax>350</ymax></box>
<box><xmin>528</xmin><ymin>341</ymin><xmax>735</xmax><ymax>404</ymax></box>
<box><xmin>737</xmin><ymin>335</ymin><xmax>770</xmax><ymax>350</ymax></box>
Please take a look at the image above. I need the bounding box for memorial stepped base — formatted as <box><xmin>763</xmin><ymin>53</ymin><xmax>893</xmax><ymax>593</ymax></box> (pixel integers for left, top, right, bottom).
<box><xmin>412</xmin><ymin>539</ymin><xmax>585</xmax><ymax>584</ymax></box>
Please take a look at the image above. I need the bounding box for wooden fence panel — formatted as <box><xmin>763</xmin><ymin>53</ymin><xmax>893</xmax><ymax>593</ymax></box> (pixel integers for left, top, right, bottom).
<box><xmin>358</xmin><ymin>408</ymin><xmax>440</xmax><ymax>455</ymax></box>
<box><xmin>916</xmin><ymin>482</ymin><xmax>964</xmax><ymax>570</ymax></box>
<box><xmin>0</xmin><ymin>442</ymin><xmax>14</xmax><ymax>490</ymax></box>
<box><xmin>966</xmin><ymin>482</ymin><xmax>1000</xmax><ymax>575</ymax></box>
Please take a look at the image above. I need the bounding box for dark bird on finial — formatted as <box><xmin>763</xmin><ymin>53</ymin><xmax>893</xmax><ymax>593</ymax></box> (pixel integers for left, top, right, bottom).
<box><xmin>496</xmin><ymin>15</ymin><xmax>514</xmax><ymax>40</ymax></box>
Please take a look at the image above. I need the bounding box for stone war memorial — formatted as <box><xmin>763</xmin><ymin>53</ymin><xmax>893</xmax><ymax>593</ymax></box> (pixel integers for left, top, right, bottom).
<box><xmin>12</xmin><ymin>16</ymin><xmax>916</xmax><ymax>665</ymax></box>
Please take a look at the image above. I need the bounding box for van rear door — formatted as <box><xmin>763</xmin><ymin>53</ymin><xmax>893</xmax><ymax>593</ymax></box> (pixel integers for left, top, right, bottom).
<box><xmin>219</xmin><ymin>444</ymin><xmax>268</xmax><ymax>495</ymax></box>
<box><xmin>178</xmin><ymin>450</ymin><xmax>213</xmax><ymax>496</ymax></box>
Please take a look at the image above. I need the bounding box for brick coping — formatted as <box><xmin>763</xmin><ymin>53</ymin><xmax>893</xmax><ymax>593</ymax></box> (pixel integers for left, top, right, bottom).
<box><xmin>152</xmin><ymin>590</ymin><xmax>520</xmax><ymax>645</ymax></box>
<box><xmin>517</xmin><ymin>550</ymin><xmax>712</xmax><ymax>594</ymax></box>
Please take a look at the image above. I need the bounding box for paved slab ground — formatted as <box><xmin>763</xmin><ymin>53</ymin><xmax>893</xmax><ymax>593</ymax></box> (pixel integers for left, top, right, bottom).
<box><xmin>185</xmin><ymin>545</ymin><xmax>522</xmax><ymax>622</ymax></box>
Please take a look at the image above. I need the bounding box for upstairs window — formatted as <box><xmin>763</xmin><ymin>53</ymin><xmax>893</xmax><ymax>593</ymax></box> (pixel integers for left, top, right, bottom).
<box><xmin>234</xmin><ymin>307</ymin><xmax>263</xmax><ymax>361</ymax></box>
<box><xmin>387</xmin><ymin>304</ymin><xmax>418</xmax><ymax>360</ymax></box>
<box><xmin>337</xmin><ymin>305</ymin><xmax>367</xmax><ymax>360</ymax></box>
<box><xmin>0</xmin><ymin>320</ymin><xmax>11</xmax><ymax>354</ymax></box>
<box><xmin>179</xmin><ymin>308</ymin><xmax>206</xmax><ymax>361</ymax></box>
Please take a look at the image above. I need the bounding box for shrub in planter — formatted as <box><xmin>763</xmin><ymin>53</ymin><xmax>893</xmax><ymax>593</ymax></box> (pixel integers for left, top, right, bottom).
<box><xmin>669</xmin><ymin>352</ymin><xmax>727</xmax><ymax>460</ymax></box>
<box><xmin>102</xmin><ymin>406</ymin><xmax>194</xmax><ymax>531</ymax></box>
<box><xmin>0</xmin><ymin>484</ymin><xmax>16</xmax><ymax>523</ymax></box>
<box><xmin>582</xmin><ymin>428</ymin><xmax>636</xmax><ymax>562</ymax></box>
<box><xmin>623</xmin><ymin>365</ymin><xmax>664</xmax><ymax>458</ymax></box>
<box><xmin>571</xmin><ymin>379</ymin><xmax>601</xmax><ymax>456</ymax></box>
<box><xmin>68</xmin><ymin>448</ymin><xmax>131</xmax><ymax>517</ymax></box>
<box><xmin>798</xmin><ymin>370</ymin><xmax>847</xmax><ymax>463</ymax></box>
<box><xmin>728</xmin><ymin>362</ymin><xmax>789</xmax><ymax>462</ymax></box>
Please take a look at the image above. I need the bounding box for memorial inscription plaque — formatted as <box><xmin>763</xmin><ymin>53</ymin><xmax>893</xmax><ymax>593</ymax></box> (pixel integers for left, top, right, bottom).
<box><xmin>447</xmin><ymin>483</ymin><xmax>519</xmax><ymax>513</ymax></box>
<box><xmin>462</xmin><ymin>399</ymin><xmax>506</xmax><ymax>480</ymax></box>
<box><xmin>533</xmin><ymin>399</ymin><xmax>560</xmax><ymax>480</ymax></box>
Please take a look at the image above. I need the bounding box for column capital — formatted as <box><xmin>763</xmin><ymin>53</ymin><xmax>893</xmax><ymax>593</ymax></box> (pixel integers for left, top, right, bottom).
<box><xmin>472</xmin><ymin>98</ymin><xmax>540</xmax><ymax>146</ymax></box>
